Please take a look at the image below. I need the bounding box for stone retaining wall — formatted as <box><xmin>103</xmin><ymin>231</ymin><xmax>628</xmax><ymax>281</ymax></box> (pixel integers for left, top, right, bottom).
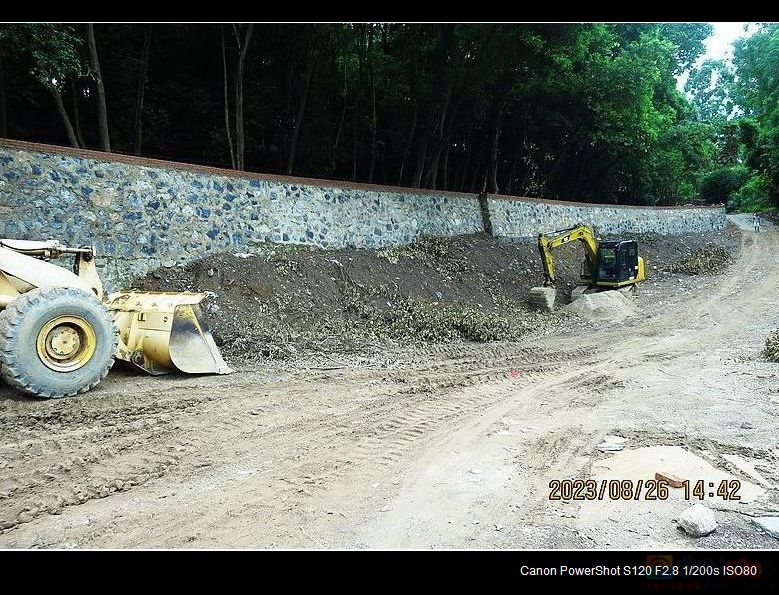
<box><xmin>0</xmin><ymin>139</ymin><xmax>727</xmax><ymax>291</ymax></box>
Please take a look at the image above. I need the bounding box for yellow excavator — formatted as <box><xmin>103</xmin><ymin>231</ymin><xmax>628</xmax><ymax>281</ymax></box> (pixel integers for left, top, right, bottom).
<box><xmin>0</xmin><ymin>239</ymin><xmax>231</xmax><ymax>399</ymax></box>
<box><xmin>529</xmin><ymin>224</ymin><xmax>645</xmax><ymax>309</ymax></box>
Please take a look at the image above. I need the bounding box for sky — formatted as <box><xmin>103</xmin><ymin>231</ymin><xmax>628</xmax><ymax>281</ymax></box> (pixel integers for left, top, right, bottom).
<box><xmin>676</xmin><ymin>22</ymin><xmax>753</xmax><ymax>92</ymax></box>
<box><xmin>701</xmin><ymin>22</ymin><xmax>752</xmax><ymax>62</ymax></box>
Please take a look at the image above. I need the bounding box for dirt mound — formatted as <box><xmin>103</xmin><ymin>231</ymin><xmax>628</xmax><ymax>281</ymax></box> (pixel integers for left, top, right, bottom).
<box><xmin>562</xmin><ymin>291</ymin><xmax>639</xmax><ymax>321</ymax></box>
<box><xmin>135</xmin><ymin>233</ymin><xmax>571</xmax><ymax>360</ymax></box>
<box><xmin>134</xmin><ymin>227</ymin><xmax>742</xmax><ymax>362</ymax></box>
<box><xmin>663</xmin><ymin>243</ymin><xmax>733</xmax><ymax>275</ymax></box>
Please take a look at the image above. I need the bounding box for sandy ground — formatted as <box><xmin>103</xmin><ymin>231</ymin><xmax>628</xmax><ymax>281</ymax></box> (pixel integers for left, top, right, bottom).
<box><xmin>0</xmin><ymin>213</ymin><xmax>777</xmax><ymax>550</ymax></box>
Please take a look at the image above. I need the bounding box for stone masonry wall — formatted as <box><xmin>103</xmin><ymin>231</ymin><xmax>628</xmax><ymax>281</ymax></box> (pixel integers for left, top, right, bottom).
<box><xmin>488</xmin><ymin>198</ymin><xmax>728</xmax><ymax>238</ymax></box>
<box><xmin>0</xmin><ymin>140</ymin><xmax>727</xmax><ymax>292</ymax></box>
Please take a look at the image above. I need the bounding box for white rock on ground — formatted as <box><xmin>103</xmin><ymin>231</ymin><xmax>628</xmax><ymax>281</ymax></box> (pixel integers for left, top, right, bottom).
<box><xmin>596</xmin><ymin>434</ymin><xmax>627</xmax><ymax>452</ymax></box>
<box><xmin>528</xmin><ymin>287</ymin><xmax>556</xmax><ymax>311</ymax></box>
<box><xmin>678</xmin><ymin>503</ymin><xmax>717</xmax><ymax>537</ymax></box>
<box><xmin>752</xmin><ymin>517</ymin><xmax>779</xmax><ymax>539</ymax></box>
<box><xmin>562</xmin><ymin>291</ymin><xmax>638</xmax><ymax>321</ymax></box>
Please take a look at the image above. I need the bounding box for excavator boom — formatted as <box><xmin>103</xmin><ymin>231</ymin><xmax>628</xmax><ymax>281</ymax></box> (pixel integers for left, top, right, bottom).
<box><xmin>537</xmin><ymin>224</ymin><xmax>600</xmax><ymax>287</ymax></box>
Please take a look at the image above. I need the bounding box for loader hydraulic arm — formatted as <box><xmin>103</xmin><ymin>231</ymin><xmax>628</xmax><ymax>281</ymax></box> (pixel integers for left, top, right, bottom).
<box><xmin>537</xmin><ymin>224</ymin><xmax>599</xmax><ymax>287</ymax></box>
<box><xmin>0</xmin><ymin>239</ymin><xmax>103</xmax><ymax>299</ymax></box>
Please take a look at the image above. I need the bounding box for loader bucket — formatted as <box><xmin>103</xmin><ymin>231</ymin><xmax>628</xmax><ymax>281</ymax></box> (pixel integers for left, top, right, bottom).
<box><xmin>107</xmin><ymin>291</ymin><xmax>233</xmax><ymax>376</ymax></box>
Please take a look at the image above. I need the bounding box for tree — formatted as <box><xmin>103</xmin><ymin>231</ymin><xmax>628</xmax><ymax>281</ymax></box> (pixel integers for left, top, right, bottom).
<box><xmin>0</xmin><ymin>23</ymin><xmax>722</xmax><ymax>205</ymax></box>
<box><xmin>685</xmin><ymin>59</ymin><xmax>735</xmax><ymax>122</ymax></box>
<box><xmin>0</xmin><ymin>57</ymin><xmax>6</xmax><ymax>138</ymax></box>
<box><xmin>229</xmin><ymin>24</ymin><xmax>254</xmax><ymax>171</ymax></box>
<box><xmin>732</xmin><ymin>24</ymin><xmax>779</xmax><ymax>205</ymax></box>
<box><xmin>0</xmin><ymin>24</ymin><xmax>84</xmax><ymax>148</ymax></box>
<box><xmin>133</xmin><ymin>25</ymin><xmax>152</xmax><ymax>155</ymax></box>
<box><xmin>86</xmin><ymin>24</ymin><xmax>111</xmax><ymax>152</ymax></box>
<box><xmin>286</xmin><ymin>26</ymin><xmax>318</xmax><ymax>174</ymax></box>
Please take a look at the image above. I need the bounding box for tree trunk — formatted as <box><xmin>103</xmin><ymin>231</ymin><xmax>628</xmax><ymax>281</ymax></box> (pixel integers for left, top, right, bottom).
<box><xmin>352</xmin><ymin>102</ymin><xmax>358</xmax><ymax>181</ymax></box>
<box><xmin>487</xmin><ymin>100</ymin><xmax>506</xmax><ymax>194</ymax></box>
<box><xmin>86</xmin><ymin>23</ymin><xmax>111</xmax><ymax>152</ymax></box>
<box><xmin>546</xmin><ymin>130</ymin><xmax>576</xmax><ymax>192</ymax></box>
<box><xmin>442</xmin><ymin>103</ymin><xmax>456</xmax><ymax>192</ymax></box>
<box><xmin>233</xmin><ymin>24</ymin><xmax>254</xmax><ymax>171</ymax></box>
<box><xmin>51</xmin><ymin>87</ymin><xmax>80</xmax><ymax>148</ymax></box>
<box><xmin>411</xmin><ymin>125</ymin><xmax>431</xmax><ymax>188</ymax></box>
<box><xmin>368</xmin><ymin>29</ymin><xmax>377</xmax><ymax>183</ymax></box>
<box><xmin>422</xmin><ymin>85</ymin><xmax>452</xmax><ymax>189</ymax></box>
<box><xmin>468</xmin><ymin>133</ymin><xmax>487</xmax><ymax>193</ymax></box>
<box><xmin>0</xmin><ymin>58</ymin><xmax>7</xmax><ymax>138</ymax></box>
<box><xmin>330</xmin><ymin>77</ymin><xmax>347</xmax><ymax>176</ymax></box>
<box><xmin>287</xmin><ymin>29</ymin><xmax>316</xmax><ymax>174</ymax></box>
<box><xmin>412</xmin><ymin>25</ymin><xmax>453</xmax><ymax>188</ymax></box>
<box><xmin>352</xmin><ymin>24</ymin><xmax>366</xmax><ymax>181</ymax></box>
<box><xmin>70</xmin><ymin>80</ymin><xmax>85</xmax><ymax>148</ymax></box>
<box><xmin>458</xmin><ymin>139</ymin><xmax>471</xmax><ymax>192</ymax></box>
<box><xmin>423</xmin><ymin>141</ymin><xmax>443</xmax><ymax>188</ymax></box>
<box><xmin>221</xmin><ymin>26</ymin><xmax>236</xmax><ymax>169</ymax></box>
<box><xmin>397</xmin><ymin>101</ymin><xmax>418</xmax><ymax>186</ymax></box>
<box><xmin>442</xmin><ymin>141</ymin><xmax>450</xmax><ymax>191</ymax></box>
<box><xmin>133</xmin><ymin>24</ymin><xmax>152</xmax><ymax>156</ymax></box>
<box><xmin>503</xmin><ymin>154</ymin><xmax>518</xmax><ymax>195</ymax></box>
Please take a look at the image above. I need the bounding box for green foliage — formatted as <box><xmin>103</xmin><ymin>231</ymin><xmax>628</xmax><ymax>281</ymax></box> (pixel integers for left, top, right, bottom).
<box><xmin>659</xmin><ymin>23</ymin><xmax>713</xmax><ymax>74</ymax></box>
<box><xmin>731</xmin><ymin>24</ymin><xmax>779</xmax><ymax>207</ymax></box>
<box><xmin>728</xmin><ymin>175</ymin><xmax>772</xmax><ymax>213</ymax></box>
<box><xmin>700</xmin><ymin>165</ymin><xmax>750</xmax><ymax>203</ymax></box>
<box><xmin>642</xmin><ymin>121</ymin><xmax>718</xmax><ymax>204</ymax></box>
<box><xmin>684</xmin><ymin>59</ymin><xmax>735</xmax><ymax>123</ymax></box>
<box><xmin>0</xmin><ymin>24</ymin><xmax>83</xmax><ymax>90</ymax></box>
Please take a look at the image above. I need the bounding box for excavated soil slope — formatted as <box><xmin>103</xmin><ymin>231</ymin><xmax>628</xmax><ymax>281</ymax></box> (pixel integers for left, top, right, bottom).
<box><xmin>134</xmin><ymin>229</ymin><xmax>741</xmax><ymax>361</ymax></box>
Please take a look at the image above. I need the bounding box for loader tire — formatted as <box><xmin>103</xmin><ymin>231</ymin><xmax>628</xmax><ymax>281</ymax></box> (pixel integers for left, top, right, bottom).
<box><xmin>0</xmin><ymin>287</ymin><xmax>117</xmax><ymax>399</ymax></box>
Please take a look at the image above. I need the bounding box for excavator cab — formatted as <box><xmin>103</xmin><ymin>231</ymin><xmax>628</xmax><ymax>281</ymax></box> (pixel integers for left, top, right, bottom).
<box><xmin>593</xmin><ymin>240</ymin><xmax>642</xmax><ymax>287</ymax></box>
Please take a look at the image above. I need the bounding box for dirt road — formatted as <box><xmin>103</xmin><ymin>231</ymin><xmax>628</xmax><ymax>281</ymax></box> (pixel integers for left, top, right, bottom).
<box><xmin>1</xmin><ymin>214</ymin><xmax>777</xmax><ymax>549</ymax></box>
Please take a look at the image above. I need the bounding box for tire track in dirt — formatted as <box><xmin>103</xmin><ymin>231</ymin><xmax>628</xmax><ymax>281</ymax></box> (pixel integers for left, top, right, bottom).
<box><xmin>0</xmin><ymin>341</ymin><xmax>596</xmax><ymax>537</ymax></box>
<box><xmin>363</xmin><ymin>217</ymin><xmax>779</xmax><ymax>547</ymax></box>
<box><xmin>171</xmin><ymin>344</ymin><xmax>591</xmax><ymax>488</ymax></box>
<box><xmin>0</xmin><ymin>388</ymin><xmax>235</xmax><ymax>530</ymax></box>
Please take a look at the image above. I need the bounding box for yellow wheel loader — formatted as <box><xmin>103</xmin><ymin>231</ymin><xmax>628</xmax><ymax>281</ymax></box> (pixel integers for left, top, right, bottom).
<box><xmin>0</xmin><ymin>239</ymin><xmax>232</xmax><ymax>399</ymax></box>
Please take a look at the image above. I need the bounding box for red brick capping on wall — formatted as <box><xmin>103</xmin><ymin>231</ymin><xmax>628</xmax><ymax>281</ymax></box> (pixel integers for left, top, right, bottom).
<box><xmin>0</xmin><ymin>137</ymin><xmax>720</xmax><ymax>212</ymax></box>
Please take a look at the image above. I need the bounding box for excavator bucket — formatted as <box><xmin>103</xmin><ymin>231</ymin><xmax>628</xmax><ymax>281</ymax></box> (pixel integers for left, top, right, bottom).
<box><xmin>107</xmin><ymin>291</ymin><xmax>233</xmax><ymax>376</ymax></box>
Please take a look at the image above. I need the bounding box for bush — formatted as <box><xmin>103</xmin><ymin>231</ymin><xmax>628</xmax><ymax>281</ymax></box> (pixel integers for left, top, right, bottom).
<box><xmin>730</xmin><ymin>175</ymin><xmax>772</xmax><ymax>213</ymax></box>
<box><xmin>763</xmin><ymin>330</ymin><xmax>779</xmax><ymax>362</ymax></box>
<box><xmin>699</xmin><ymin>166</ymin><xmax>751</xmax><ymax>204</ymax></box>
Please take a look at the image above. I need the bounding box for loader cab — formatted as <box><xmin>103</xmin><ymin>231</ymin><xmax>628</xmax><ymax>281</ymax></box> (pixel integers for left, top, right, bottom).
<box><xmin>594</xmin><ymin>240</ymin><xmax>640</xmax><ymax>286</ymax></box>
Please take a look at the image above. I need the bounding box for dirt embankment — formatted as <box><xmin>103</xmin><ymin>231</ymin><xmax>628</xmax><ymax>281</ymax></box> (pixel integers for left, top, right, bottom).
<box><xmin>135</xmin><ymin>228</ymin><xmax>741</xmax><ymax>362</ymax></box>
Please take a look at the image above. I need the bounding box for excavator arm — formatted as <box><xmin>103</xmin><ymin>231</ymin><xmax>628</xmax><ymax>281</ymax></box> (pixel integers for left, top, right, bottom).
<box><xmin>537</xmin><ymin>224</ymin><xmax>599</xmax><ymax>287</ymax></box>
